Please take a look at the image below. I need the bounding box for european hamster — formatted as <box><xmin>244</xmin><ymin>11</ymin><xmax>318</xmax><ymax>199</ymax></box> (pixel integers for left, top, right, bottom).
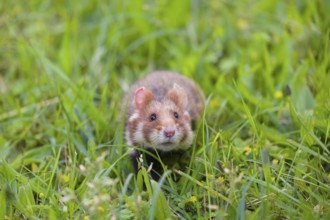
<box><xmin>122</xmin><ymin>71</ymin><xmax>205</xmax><ymax>178</ymax></box>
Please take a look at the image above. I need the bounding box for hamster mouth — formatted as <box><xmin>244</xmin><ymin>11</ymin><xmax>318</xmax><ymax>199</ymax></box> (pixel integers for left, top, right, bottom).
<box><xmin>161</xmin><ymin>141</ymin><xmax>175</xmax><ymax>146</ymax></box>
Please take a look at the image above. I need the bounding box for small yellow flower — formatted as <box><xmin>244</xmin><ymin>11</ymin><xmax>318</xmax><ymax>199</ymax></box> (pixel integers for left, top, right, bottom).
<box><xmin>274</xmin><ymin>91</ymin><xmax>283</xmax><ymax>99</ymax></box>
<box><xmin>83</xmin><ymin>216</ymin><xmax>90</xmax><ymax>220</ymax></box>
<box><xmin>31</xmin><ymin>163</ymin><xmax>38</xmax><ymax>172</ymax></box>
<box><xmin>237</xmin><ymin>18</ymin><xmax>248</xmax><ymax>29</ymax></box>
<box><xmin>61</xmin><ymin>174</ymin><xmax>70</xmax><ymax>184</ymax></box>
<box><xmin>243</xmin><ymin>146</ymin><xmax>252</xmax><ymax>155</ymax></box>
<box><xmin>272</xmin><ymin>159</ymin><xmax>279</xmax><ymax>165</ymax></box>
<box><xmin>208</xmin><ymin>174</ymin><xmax>215</xmax><ymax>180</ymax></box>
<box><xmin>189</xmin><ymin>196</ymin><xmax>198</xmax><ymax>203</ymax></box>
<box><xmin>39</xmin><ymin>193</ymin><xmax>44</xmax><ymax>198</ymax></box>
<box><xmin>217</xmin><ymin>176</ymin><xmax>224</xmax><ymax>184</ymax></box>
<box><xmin>210</xmin><ymin>97</ymin><xmax>220</xmax><ymax>110</ymax></box>
<box><xmin>251</xmin><ymin>51</ymin><xmax>258</xmax><ymax>61</ymax></box>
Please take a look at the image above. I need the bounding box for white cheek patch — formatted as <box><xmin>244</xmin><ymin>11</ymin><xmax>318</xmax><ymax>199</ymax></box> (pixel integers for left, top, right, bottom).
<box><xmin>129</xmin><ymin>112</ymin><xmax>139</xmax><ymax>122</ymax></box>
<box><xmin>180</xmin><ymin>130</ymin><xmax>194</xmax><ymax>150</ymax></box>
<box><xmin>133</xmin><ymin>122</ymin><xmax>145</xmax><ymax>144</ymax></box>
<box><xmin>172</xmin><ymin>127</ymin><xmax>183</xmax><ymax>144</ymax></box>
<box><xmin>149</xmin><ymin>130</ymin><xmax>162</xmax><ymax>146</ymax></box>
<box><xmin>125</xmin><ymin>129</ymin><xmax>133</xmax><ymax>145</ymax></box>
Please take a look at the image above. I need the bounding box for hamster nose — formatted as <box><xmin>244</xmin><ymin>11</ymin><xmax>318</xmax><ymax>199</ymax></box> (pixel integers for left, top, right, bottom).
<box><xmin>164</xmin><ymin>127</ymin><xmax>175</xmax><ymax>138</ymax></box>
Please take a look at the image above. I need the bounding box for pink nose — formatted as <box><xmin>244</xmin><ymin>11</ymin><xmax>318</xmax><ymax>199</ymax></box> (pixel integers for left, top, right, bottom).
<box><xmin>164</xmin><ymin>127</ymin><xmax>175</xmax><ymax>138</ymax></box>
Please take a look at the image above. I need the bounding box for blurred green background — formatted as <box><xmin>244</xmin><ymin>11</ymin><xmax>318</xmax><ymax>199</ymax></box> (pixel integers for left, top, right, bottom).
<box><xmin>1</xmin><ymin>0</ymin><xmax>329</xmax><ymax>148</ymax></box>
<box><xmin>1</xmin><ymin>0</ymin><xmax>329</xmax><ymax>133</ymax></box>
<box><xmin>0</xmin><ymin>0</ymin><xmax>329</xmax><ymax>219</ymax></box>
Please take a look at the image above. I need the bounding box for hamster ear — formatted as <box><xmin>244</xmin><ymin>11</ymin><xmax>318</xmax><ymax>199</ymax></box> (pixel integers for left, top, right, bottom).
<box><xmin>134</xmin><ymin>87</ymin><xmax>154</xmax><ymax>110</ymax></box>
<box><xmin>167</xmin><ymin>83</ymin><xmax>188</xmax><ymax>109</ymax></box>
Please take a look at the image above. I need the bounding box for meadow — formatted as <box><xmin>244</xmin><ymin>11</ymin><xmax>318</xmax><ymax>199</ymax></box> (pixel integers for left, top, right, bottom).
<box><xmin>0</xmin><ymin>0</ymin><xmax>329</xmax><ymax>219</ymax></box>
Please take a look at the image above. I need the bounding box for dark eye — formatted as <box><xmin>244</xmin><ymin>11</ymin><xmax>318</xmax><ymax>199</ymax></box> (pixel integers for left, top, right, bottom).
<box><xmin>149</xmin><ymin>113</ymin><xmax>157</xmax><ymax>121</ymax></box>
<box><xmin>174</xmin><ymin>112</ymin><xmax>179</xmax><ymax>119</ymax></box>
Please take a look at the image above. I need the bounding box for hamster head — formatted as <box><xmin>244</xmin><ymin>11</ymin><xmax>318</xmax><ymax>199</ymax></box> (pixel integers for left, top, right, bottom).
<box><xmin>126</xmin><ymin>84</ymin><xmax>194</xmax><ymax>152</ymax></box>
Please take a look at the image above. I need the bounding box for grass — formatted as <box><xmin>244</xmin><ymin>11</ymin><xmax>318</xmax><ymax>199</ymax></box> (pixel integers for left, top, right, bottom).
<box><xmin>1</xmin><ymin>0</ymin><xmax>330</xmax><ymax>219</ymax></box>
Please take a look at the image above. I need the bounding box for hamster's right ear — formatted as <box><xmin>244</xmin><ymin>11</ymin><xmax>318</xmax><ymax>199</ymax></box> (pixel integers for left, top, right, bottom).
<box><xmin>134</xmin><ymin>87</ymin><xmax>154</xmax><ymax>110</ymax></box>
<box><xmin>167</xmin><ymin>83</ymin><xmax>188</xmax><ymax>109</ymax></box>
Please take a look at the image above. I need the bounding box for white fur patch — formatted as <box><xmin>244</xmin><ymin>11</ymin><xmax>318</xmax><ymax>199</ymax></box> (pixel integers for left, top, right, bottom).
<box><xmin>125</xmin><ymin>129</ymin><xmax>132</xmax><ymax>145</ymax></box>
<box><xmin>133</xmin><ymin>122</ymin><xmax>145</xmax><ymax>144</ymax></box>
<box><xmin>181</xmin><ymin>130</ymin><xmax>194</xmax><ymax>150</ymax></box>
<box><xmin>149</xmin><ymin>130</ymin><xmax>161</xmax><ymax>148</ymax></box>
<box><xmin>129</xmin><ymin>112</ymin><xmax>139</xmax><ymax>122</ymax></box>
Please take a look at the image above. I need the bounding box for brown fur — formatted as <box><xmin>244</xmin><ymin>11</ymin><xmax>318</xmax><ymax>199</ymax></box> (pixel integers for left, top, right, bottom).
<box><xmin>121</xmin><ymin>71</ymin><xmax>205</xmax><ymax>178</ymax></box>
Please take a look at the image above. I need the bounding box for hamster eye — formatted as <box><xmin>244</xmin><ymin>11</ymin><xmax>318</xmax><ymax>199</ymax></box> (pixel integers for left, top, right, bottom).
<box><xmin>174</xmin><ymin>112</ymin><xmax>179</xmax><ymax>119</ymax></box>
<box><xmin>149</xmin><ymin>113</ymin><xmax>157</xmax><ymax>121</ymax></box>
